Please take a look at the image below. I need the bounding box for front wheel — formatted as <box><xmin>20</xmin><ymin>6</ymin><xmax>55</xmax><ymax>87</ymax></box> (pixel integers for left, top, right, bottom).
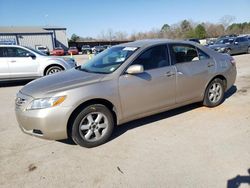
<box><xmin>71</xmin><ymin>104</ymin><xmax>114</xmax><ymax>148</ymax></box>
<box><xmin>203</xmin><ymin>78</ymin><xmax>225</xmax><ymax>107</ymax></box>
<box><xmin>45</xmin><ymin>66</ymin><xmax>63</xmax><ymax>75</ymax></box>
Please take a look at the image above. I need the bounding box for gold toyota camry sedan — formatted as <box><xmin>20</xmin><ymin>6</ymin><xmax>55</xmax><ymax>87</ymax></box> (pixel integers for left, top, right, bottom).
<box><xmin>15</xmin><ymin>39</ymin><xmax>237</xmax><ymax>147</ymax></box>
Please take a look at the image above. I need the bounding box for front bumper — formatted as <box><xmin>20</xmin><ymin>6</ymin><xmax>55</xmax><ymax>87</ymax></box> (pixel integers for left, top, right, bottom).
<box><xmin>15</xmin><ymin>92</ymin><xmax>72</xmax><ymax>140</ymax></box>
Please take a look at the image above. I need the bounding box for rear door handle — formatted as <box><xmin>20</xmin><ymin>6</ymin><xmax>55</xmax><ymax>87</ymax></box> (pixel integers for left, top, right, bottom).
<box><xmin>208</xmin><ymin>62</ymin><xmax>214</xmax><ymax>67</ymax></box>
<box><xmin>165</xmin><ymin>71</ymin><xmax>175</xmax><ymax>77</ymax></box>
<box><xmin>9</xmin><ymin>60</ymin><xmax>16</xmax><ymax>63</ymax></box>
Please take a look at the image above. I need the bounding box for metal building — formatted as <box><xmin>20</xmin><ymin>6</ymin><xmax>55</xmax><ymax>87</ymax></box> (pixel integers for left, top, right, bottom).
<box><xmin>0</xmin><ymin>26</ymin><xmax>68</xmax><ymax>50</ymax></box>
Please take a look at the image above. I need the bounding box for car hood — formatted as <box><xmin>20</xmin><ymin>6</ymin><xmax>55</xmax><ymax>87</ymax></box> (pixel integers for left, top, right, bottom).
<box><xmin>20</xmin><ymin>68</ymin><xmax>105</xmax><ymax>98</ymax></box>
<box><xmin>209</xmin><ymin>44</ymin><xmax>229</xmax><ymax>49</ymax></box>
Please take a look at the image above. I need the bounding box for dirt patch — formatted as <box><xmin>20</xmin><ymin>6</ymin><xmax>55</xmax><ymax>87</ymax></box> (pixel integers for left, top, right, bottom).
<box><xmin>238</xmin><ymin>88</ymin><xmax>248</xmax><ymax>94</ymax></box>
<box><xmin>237</xmin><ymin>86</ymin><xmax>250</xmax><ymax>95</ymax></box>
<box><xmin>117</xmin><ymin>166</ymin><xmax>124</xmax><ymax>174</ymax></box>
<box><xmin>28</xmin><ymin>164</ymin><xmax>37</xmax><ymax>172</ymax></box>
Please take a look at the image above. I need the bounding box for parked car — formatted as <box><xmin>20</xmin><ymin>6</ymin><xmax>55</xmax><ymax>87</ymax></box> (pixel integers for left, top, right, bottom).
<box><xmin>68</xmin><ymin>47</ymin><xmax>79</xmax><ymax>55</ymax></box>
<box><xmin>209</xmin><ymin>36</ymin><xmax>250</xmax><ymax>55</ymax></box>
<box><xmin>15</xmin><ymin>39</ymin><xmax>236</xmax><ymax>148</ymax></box>
<box><xmin>206</xmin><ymin>38</ymin><xmax>217</xmax><ymax>46</ymax></box>
<box><xmin>81</xmin><ymin>45</ymin><xmax>92</xmax><ymax>54</ymax></box>
<box><xmin>50</xmin><ymin>47</ymin><xmax>65</xmax><ymax>56</ymax></box>
<box><xmin>92</xmin><ymin>46</ymin><xmax>105</xmax><ymax>54</ymax></box>
<box><xmin>187</xmin><ymin>38</ymin><xmax>200</xmax><ymax>43</ymax></box>
<box><xmin>218</xmin><ymin>34</ymin><xmax>238</xmax><ymax>39</ymax></box>
<box><xmin>0</xmin><ymin>45</ymin><xmax>76</xmax><ymax>81</ymax></box>
<box><xmin>103</xmin><ymin>45</ymin><xmax>112</xmax><ymax>49</ymax></box>
<box><xmin>36</xmin><ymin>45</ymin><xmax>49</xmax><ymax>55</ymax></box>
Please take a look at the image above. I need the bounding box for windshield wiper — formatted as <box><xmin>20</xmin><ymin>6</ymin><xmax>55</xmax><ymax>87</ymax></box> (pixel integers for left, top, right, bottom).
<box><xmin>75</xmin><ymin>66</ymin><xmax>109</xmax><ymax>74</ymax></box>
<box><xmin>75</xmin><ymin>66</ymin><xmax>91</xmax><ymax>72</ymax></box>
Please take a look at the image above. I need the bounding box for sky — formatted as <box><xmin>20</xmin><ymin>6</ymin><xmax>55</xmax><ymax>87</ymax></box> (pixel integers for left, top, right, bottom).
<box><xmin>0</xmin><ymin>0</ymin><xmax>250</xmax><ymax>38</ymax></box>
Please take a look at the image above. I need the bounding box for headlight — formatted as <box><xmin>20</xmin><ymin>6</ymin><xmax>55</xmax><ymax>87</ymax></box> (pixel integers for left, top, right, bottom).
<box><xmin>217</xmin><ymin>47</ymin><xmax>226</xmax><ymax>52</ymax></box>
<box><xmin>26</xmin><ymin>96</ymin><xmax>66</xmax><ymax>110</ymax></box>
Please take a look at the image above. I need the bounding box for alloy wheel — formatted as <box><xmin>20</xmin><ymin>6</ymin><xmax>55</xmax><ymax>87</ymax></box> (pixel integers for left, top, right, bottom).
<box><xmin>78</xmin><ymin>112</ymin><xmax>108</xmax><ymax>142</ymax></box>
<box><xmin>208</xmin><ymin>82</ymin><xmax>223</xmax><ymax>103</ymax></box>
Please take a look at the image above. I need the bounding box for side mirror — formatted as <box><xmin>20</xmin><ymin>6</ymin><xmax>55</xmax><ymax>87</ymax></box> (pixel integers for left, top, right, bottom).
<box><xmin>126</xmin><ymin>64</ymin><xmax>144</xmax><ymax>74</ymax></box>
<box><xmin>234</xmin><ymin>41</ymin><xmax>238</xmax><ymax>45</ymax></box>
<box><xmin>26</xmin><ymin>53</ymin><xmax>36</xmax><ymax>59</ymax></box>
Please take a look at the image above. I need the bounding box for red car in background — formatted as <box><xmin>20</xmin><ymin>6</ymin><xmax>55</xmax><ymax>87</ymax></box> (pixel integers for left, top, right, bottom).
<box><xmin>50</xmin><ymin>47</ymin><xmax>65</xmax><ymax>56</ymax></box>
<box><xmin>68</xmin><ymin>47</ymin><xmax>79</xmax><ymax>55</ymax></box>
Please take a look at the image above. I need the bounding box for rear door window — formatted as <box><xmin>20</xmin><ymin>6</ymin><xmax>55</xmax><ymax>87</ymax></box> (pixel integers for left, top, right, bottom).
<box><xmin>170</xmin><ymin>44</ymin><xmax>199</xmax><ymax>64</ymax></box>
<box><xmin>236</xmin><ymin>37</ymin><xmax>248</xmax><ymax>43</ymax></box>
<box><xmin>0</xmin><ymin>47</ymin><xmax>7</xmax><ymax>57</ymax></box>
<box><xmin>197</xmin><ymin>48</ymin><xmax>210</xmax><ymax>60</ymax></box>
<box><xmin>6</xmin><ymin>47</ymin><xmax>30</xmax><ymax>57</ymax></box>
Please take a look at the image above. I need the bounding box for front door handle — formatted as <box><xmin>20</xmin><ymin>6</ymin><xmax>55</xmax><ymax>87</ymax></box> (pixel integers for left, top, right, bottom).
<box><xmin>9</xmin><ymin>60</ymin><xmax>16</xmax><ymax>63</ymax></box>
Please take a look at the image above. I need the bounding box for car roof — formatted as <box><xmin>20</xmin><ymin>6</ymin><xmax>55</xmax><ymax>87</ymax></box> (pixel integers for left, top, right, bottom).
<box><xmin>116</xmin><ymin>39</ymin><xmax>198</xmax><ymax>48</ymax></box>
<box><xmin>0</xmin><ymin>44</ymin><xmax>25</xmax><ymax>47</ymax></box>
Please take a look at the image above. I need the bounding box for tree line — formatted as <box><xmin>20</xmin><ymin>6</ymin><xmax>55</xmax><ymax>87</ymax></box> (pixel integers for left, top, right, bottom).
<box><xmin>69</xmin><ymin>17</ymin><xmax>250</xmax><ymax>42</ymax></box>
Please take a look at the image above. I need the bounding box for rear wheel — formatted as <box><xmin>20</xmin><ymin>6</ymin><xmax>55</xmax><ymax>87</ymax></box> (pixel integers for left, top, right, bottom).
<box><xmin>247</xmin><ymin>47</ymin><xmax>250</xmax><ymax>54</ymax></box>
<box><xmin>203</xmin><ymin>78</ymin><xmax>225</xmax><ymax>107</ymax></box>
<box><xmin>45</xmin><ymin>66</ymin><xmax>63</xmax><ymax>75</ymax></box>
<box><xmin>71</xmin><ymin>104</ymin><xmax>114</xmax><ymax>148</ymax></box>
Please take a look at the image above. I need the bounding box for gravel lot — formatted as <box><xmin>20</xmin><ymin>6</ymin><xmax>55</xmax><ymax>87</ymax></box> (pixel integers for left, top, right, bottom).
<box><xmin>0</xmin><ymin>54</ymin><xmax>249</xmax><ymax>188</ymax></box>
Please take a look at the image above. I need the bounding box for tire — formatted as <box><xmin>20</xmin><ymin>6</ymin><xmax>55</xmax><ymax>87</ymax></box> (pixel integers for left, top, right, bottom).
<box><xmin>203</xmin><ymin>78</ymin><xmax>225</xmax><ymax>107</ymax></box>
<box><xmin>225</xmin><ymin>48</ymin><xmax>231</xmax><ymax>54</ymax></box>
<box><xmin>71</xmin><ymin>104</ymin><xmax>114</xmax><ymax>148</ymax></box>
<box><xmin>247</xmin><ymin>47</ymin><xmax>250</xmax><ymax>54</ymax></box>
<box><xmin>45</xmin><ymin>66</ymin><xmax>63</xmax><ymax>75</ymax></box>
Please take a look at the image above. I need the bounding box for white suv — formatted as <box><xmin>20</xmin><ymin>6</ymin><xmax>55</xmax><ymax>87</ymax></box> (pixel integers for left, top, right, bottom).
<box><xmin>0</xmin><ymin>45</ymin><xmax>76</xmax><ymax>81</ymax></box>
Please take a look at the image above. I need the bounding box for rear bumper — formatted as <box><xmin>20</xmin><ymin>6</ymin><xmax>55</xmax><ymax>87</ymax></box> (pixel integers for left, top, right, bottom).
<box><xmin>225</xmin><ymin>65</ymin><xmax>237</xmax><ymax>91</ymax></box>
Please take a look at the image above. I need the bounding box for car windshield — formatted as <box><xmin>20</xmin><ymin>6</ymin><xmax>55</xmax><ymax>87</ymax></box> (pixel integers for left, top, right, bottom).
<box><xmin>215</xmin><ymin>38</ymin><xmax>234</xmax><ymax>44</ymax></box>
<box><xmin>79</xmin><ymin>46</ymin><xmax>138</xmax><ymax>74</ymax></box>
<box><xmin>26</xmin><ymin>47</ymin><xmax>48</xmax><ymax>56</ymax></box>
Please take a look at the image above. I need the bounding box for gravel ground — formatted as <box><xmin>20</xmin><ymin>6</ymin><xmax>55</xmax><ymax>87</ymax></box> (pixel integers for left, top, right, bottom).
<box><xmin>0</xmin><ymin>54</ymin><xmax>249</xmax><ymax>188</ymax></box>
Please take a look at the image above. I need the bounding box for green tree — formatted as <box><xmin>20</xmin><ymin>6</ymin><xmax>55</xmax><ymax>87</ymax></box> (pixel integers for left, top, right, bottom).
<box><xmin>161</xmin><ymin>24</ymin><xmax>170</xmax><ymax>32</ymax></box>
<box><xmin>195</xmin><ymin>24</ymin><xmax>206</xmax><ymax>39</ymax></box>
<box><xmin>70</xmin><ymin>34</ymin><xmax>80</xmax><ymax>42</ymax></box>
<box><xmin>181</xmin><ymin>20</ymin><xmax>192</xmax><ymax>33</ymax></box>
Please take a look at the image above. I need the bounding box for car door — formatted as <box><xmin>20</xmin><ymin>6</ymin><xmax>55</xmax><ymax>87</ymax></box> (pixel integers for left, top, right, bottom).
<box><xmin>119</xmin><ymin>45</ymin><xmax>176</xmax><ymax>119</ymax></box>
<box><xmin>0</xmin><ymin>47</ymin><xmax>10</xmax><ymax>80</ymax></box>
<box><xmin>238</xmin><ymin>37</ymin><xmax>249</xmax><ymax>53</ymax></box>
<box><xmin>6</xmin><ymin>47</ymin><xmax>39</xmax><ymax>78</ymax></box>
<box><xmin>169</xmin><ymin>43</ymin><xmax>213</xmax><ymax>103</ymax></box>
<box><xmin>233</xmin><ymin>37</ymin><xmax>248</xmax><ymax>54</ymax></box>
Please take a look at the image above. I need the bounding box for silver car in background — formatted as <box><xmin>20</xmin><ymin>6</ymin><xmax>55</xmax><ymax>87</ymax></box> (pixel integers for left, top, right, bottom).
<box><xmin>0</xmin><ymin>45</ymin><xmax>76</xmax><ymax>81</ymax></box>
<box><xmin>15</xmin><ymin>39</ymin><xmax>237</xmax><ymax>148</ymax></box>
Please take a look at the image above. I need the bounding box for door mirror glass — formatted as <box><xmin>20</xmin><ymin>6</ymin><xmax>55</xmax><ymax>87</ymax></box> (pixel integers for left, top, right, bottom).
<box><xmin>234</xmin><ymin>41</ymin><xmax>238</xmax><ymax>45</ymax></box>
<box><xmin>126</xmin><ymin>64</ymin><xmax>144</xmax><ymax>74</ymax></box>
